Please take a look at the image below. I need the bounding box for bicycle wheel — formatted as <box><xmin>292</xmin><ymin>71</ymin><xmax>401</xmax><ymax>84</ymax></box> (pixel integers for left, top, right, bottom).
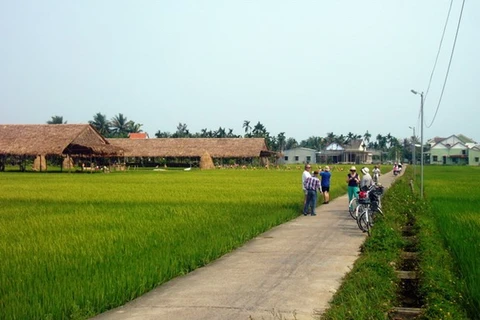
<box><xmin>357</xmin><ymin>208</ymin><xmax>372</xmax><ymax>236</ymax></box>
<box><xmin>348</xmin><ymin>197</ymin><xmax>359</xmax><ymax>219</ymax></box>
<box><xmin>355</xmin><ymin>203</ymin><xmax>367</xmax><ymax>220</ymax></box>
<box><xmin>371</xmin><ymin>198</ymin><xmax>384</xmax><ymax>217</ymax></box>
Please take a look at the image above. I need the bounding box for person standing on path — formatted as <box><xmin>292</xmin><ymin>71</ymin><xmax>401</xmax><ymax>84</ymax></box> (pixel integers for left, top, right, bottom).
<box><xmin>303</xmin><ymin>170</ymin><xmax>321</xmax><ymax>216</ymax></box>
<box><xmin>346</xmin><ymin>166</ymin><xmax>360</xmax><ymax>211</ymax></box>
<box><xmin>320</xmin><ymin>166</ymin><xmax>331</xmax><ymax>204</ymax></box>
<box><xmin>372</xmin><ymin>165</ymin><xmax>381</xmax><ymax>183</ymax></box>
<box><xmin>302</xmin><ymin>164</ymin><xmax>312</xmax><ymax>206</ymax></box>
<box><xmin>360</xmin><ymin>167</ymin><xmax>374</xmax><ymax>190</ymax></box>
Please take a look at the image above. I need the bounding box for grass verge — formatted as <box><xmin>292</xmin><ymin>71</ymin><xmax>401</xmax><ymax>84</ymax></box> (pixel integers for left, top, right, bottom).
<box><xmin>321</xmin><ymin>168</ymin><xmax>471</xmax><ymax>319</ymax></box>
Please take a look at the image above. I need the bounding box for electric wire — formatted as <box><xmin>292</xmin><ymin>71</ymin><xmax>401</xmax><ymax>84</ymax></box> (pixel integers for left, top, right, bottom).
<box><xmin>424</xmin><ymin>0</ymin><xmax>454</xmax><ymax>103</ymax></box>
<box><xmin>425</xmin><ymin>0</ymin><xmax>466</xmax><ymax>128</ymax></box>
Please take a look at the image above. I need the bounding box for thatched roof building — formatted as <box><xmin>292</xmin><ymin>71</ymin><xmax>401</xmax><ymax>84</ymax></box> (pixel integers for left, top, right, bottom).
<box><xmin>107</xmin><ymin>138</ymin><xmax>274</xmax><ymax>159</ymax></box>
<box><xmin>0</xmin><ymin>124</ymin><xmax>122</xmax><ymax>156</ymax></box>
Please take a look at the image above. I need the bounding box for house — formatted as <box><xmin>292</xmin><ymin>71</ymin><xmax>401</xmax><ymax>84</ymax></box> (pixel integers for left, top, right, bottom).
<box><xmin>128</xmin><ymin>132</ymin><xmax>149</xmax><ymax>139</ymax></box>
<box><xmin>428</xmin><ymin>134</ymin><xmax>477</xmax><ymax>165</ymax></box>
<box><xmin>278</xmin><ymin>147</ymin><xmax>317</xmax><ymax>165</ymax></box>
<box><xmin>107</xmin><ymin>138</ymin><xmax>277</xmax><ymax>169</ymax></box>
<box><xmin>318</xmin><ymin>139</ymin><xmax>372</xmax><ymax>164</ymax></box>
<box><xmin>0</xmin><ymin>124</ymin><xmax>123</xmax><ymax>171</ymax></box>
<box><xmin>468</xmin><ymin>145</ymin><xmax>480</xmax><ymax>166</ymax></box>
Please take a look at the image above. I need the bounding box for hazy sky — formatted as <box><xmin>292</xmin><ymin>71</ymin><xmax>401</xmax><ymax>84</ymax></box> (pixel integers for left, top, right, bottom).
<box><xmin>1</xmin><ymin>1</ymin><xmax>478</xmax><ymax>143</ymax></box>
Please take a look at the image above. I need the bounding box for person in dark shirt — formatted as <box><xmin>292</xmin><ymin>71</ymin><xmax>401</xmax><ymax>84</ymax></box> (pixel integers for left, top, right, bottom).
<box><xmin>320</xmin><ymin>166</ymin><xmax>332</xmax><ymax>204</ymax></box>
<box><xmin>303</xmin><ymin>170</ymin><xmax>321</xmax><ymax>216</ymax></box>
<box><xmin>346</xmin><ymin>166</ymin><xmax>360</xmax><ymax>211</ymax></box>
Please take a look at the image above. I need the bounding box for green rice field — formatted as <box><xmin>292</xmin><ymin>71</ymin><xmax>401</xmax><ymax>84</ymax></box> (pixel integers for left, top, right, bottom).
<box><xmin>422</xmin><ymin>166</ymin><xmax>480</xmax><ymax>316</ymax></box>
<box><xmin>0</xmin><ymin>166</ymin><xmax>351</xmax><ymax>319</ymax></box>
<box><xmin>4</xmin><ymin>164</ymin><xmax>478</xmax><ymax>319</ymax></box>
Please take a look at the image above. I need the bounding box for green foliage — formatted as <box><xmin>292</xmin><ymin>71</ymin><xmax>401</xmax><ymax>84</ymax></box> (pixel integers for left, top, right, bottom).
<box><xmin>321</xmin><ymin>167</ymin><xmax>474</xmax><ymax>320</ymax></box>
<box><xmin>321</xmin><ymin>179</ymin><xmax>407</xmax><ymax>319</ymax></box>
<box><xmin>418</xmin><ymin>166</ymin><xmax>480</xmax><ymax>319</ymax></box>
<box><xmin>1</xmin><ymin>169</ymin><xmax>324</xmax><ymax>319</ymax></box>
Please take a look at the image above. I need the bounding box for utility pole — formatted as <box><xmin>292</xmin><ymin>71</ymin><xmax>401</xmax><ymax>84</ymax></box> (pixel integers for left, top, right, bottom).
<box><xmin>409</xmin><ymin>126</ymin><xmax>416</xmax><ymax>180</ymax></box>
<box><xmin>411</xmin><ymin>90</ymin><xmax>424</xmax><ymax>198</ymax></box>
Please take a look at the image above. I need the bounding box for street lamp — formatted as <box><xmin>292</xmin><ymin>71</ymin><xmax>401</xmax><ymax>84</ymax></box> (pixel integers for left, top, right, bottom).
<box><xmin>409</xmin><ymin>126</ymin><xmax>416</xmax><ymax>180</ymax></box>
<box><xmin>411</xmin><ymin>90</ymin><xmax>424</xmax><ymax>198</ymax></box>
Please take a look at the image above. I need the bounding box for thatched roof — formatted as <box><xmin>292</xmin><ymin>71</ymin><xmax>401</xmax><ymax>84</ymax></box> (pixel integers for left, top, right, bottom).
<box><xmin>107</xmin><ymin>138</ymin><xmax>274</xmax><ymax>158</ymax></box>
<box><xmin>0</xmin><ymin>124</ymin><xmax>122</xmax><ymax>156</ymax></box>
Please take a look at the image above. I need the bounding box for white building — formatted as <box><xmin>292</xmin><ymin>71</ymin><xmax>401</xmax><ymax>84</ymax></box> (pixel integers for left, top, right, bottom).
<box><xmin>279</xmin><ymin>147</ymin><xmax>317</xmax><ymax>165</ymax></box>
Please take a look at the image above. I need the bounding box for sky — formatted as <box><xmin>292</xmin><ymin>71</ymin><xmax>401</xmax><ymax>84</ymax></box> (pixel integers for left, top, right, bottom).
<box><xmin>1</xmin><ymin>1</ymin><xmax>479</xmax><ymax>143</ymax></box>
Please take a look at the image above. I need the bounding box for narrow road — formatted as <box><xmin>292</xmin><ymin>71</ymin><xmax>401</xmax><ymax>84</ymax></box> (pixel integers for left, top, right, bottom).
<box><xmin>92</xmin><ymin>169</ymin><xmax>401</xmax><ymax>320</ymax></box>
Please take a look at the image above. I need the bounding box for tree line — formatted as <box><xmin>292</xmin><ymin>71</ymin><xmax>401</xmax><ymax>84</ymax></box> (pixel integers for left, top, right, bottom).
<box><xmin>46</xmin><ymin>114</ymin><xmax>419</xmax><ymax>161</ymax></box>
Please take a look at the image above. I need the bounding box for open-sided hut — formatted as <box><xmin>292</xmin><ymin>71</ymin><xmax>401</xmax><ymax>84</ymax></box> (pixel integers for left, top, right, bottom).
<box><xmin>0</xmin><ymin>124</ymin><xmax>122</xmax><ymax>171</ymax></box>
<box><xmin>107</xmin><ymin>138</ymin><xmax>275</xmax><ymax>169</ymax></box>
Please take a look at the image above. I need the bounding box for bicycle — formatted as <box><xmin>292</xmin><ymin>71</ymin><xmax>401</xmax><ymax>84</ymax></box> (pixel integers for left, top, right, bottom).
<box><xmin>348</xmin><ymin>195</ymin><xmax>359</xmax><ymax>220</ymax></box>
<box><xmin>356</xmin><ymin>184</ymin><xmax>385</xmax><ymax>235</ymax></box>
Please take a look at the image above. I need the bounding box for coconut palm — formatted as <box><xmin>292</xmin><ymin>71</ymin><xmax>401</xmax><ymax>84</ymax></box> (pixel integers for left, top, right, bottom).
<box><xmin>285</xmin><ymin>137</ymin><xmax>298</xmax><ymax>150</ymax></box>
<box><xmin>215</xmin><ymin>127</ymin><xmax>226</xmax><ymax>138</ymax></box>
<box><xmin>155</xmin><ymin>130</ymin><xmax>171</xmax><ymax>138</ymax></box>
<box><xmin>252</xmin><ymin>121</ymin><xmax>266</xmax><ymax>137</ymax></box>
<box><xmin>325</xmin><ymin>132</ymin><xmax>336</xmax><ymax>145</ymax></box>
<box><xmin>110</xmin><ymin>113</ymin><xmax>130</xmax><ymax>137</ymax></box>
<box><xmin>242</xmin><ymin>120</ymin><xmax>252</xmax><ymax>136</ymax></box>
<box><xmin>227</xmin><ymin>128</ymin><xmax>237</xmax><ymax>138</ymax></box>
<box><xmin>89</xmin><ymin>113</ymin><xmax>110</xmax><ymax>136</ymax></box>
<box><xmin>47</xmin><ymin>116</ymin><xmax>66</xmax><ymax>124</ymax></box>
<box><xmin>277</xmin><ymin>132</ymin><xmax>286</xmax><ymax>152</ymax></box>
<box><xmin>127</xmin><ymin>121</ymin><xmax>143</xmax><ymax>133</ymax></box>
<box><xmin>173</xmin><ymin>123</ymin><xmax>190</xmax><ymax>138</ymax></box>
<box><xmin>363</xmin><ymin>130</ymin><xmax>372</xmax><ymax>145</ymax></box>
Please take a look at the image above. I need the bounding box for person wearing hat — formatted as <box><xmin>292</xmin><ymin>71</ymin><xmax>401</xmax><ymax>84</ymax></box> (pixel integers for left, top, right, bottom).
<box><xmin>302</xmin><ymin>164</ymin><xmax>312</xmax><ymax>207</ymax></box>
<box><xmin>320</xmin><ymin>165</ymin><xmax>332</xmax><ymax>204</ymax></box>
<box><xmin>360</xmin><ymin>167</ymin><xmax>374</xmax><ymax>190</ymax></box>
<box><xmin>346</xmin><ymin>166</ymin><xmax>360</xmax><ymax>211</ymax></box>
<box><xmin>303</xmin><ymin>170</ymin><xmax>321</xmax><ymax>216</ymax></box>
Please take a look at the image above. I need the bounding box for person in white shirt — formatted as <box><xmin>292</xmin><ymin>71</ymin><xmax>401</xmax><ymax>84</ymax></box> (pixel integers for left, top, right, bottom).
<box><xmin>372</xmin><ymin>165</ymin><xmax>381</xmax><ymax>183</ymax></box>
<box><xmin>302</xmin><ymin>164</ymin><xmax>312</xmax><ymax>206</ymax></box>
<box><xmin>360</xmin><ymin>167</ymin><xmax>374</xmax><ymax>190</ymax></box>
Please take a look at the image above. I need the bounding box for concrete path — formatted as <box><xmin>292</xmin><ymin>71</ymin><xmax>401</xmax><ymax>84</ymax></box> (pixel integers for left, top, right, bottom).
<box><xmin>92</xmin><ymin>170</ymin><xmax>401</xmax><ymax>320</ymax></box>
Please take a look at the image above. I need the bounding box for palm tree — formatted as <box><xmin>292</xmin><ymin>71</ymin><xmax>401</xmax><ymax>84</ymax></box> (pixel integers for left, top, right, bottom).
<box><xmin>285</xmin><ymin>137</ymin><xmax>298</xmax><ymax>150</ymax></box>
<box><xmin>89</xmin><ymin>113</ymin><xmax>110</xmax><ymax>136</ymax></box>
<box><xmin>200</xmin><ymin>128</ymin><xmax>209</xmax><ymax>137</ymax></box>
<box><xmin>155</xmin><ymin>130</ymin><xmax>171</xmax><ymax>138</ymax></box>
<box><xmin>376</xmin><ymin>134</ymin><xmax>388</xmax><ymax>162</ymax></box>
<box><xmin>110</xmin><ymin>113</ymin><xmax>130</xmax><ymax>137</ymax></box>
<box><xmin>127</xmin><ymin>121</ymin><xmax>143</xmax><ymax>133</ymax></box>
<box><xmin>386</xmin><ymin>133</ymin><xmax>393</xmax><ymax>149</ymax></box>
<box><xmin>227</xmin><ymin>128</ymin><xmax>237</xmax><ymax>138</ymax></box>
<box><xmin>252</xmin><ymin>121</ymin><xmax>266</xmax><ymax>137</ymax></box>
<box><xmin>345</xmin><ymin>132</ymin><xmax>355</xmax><ymax>144</ymax></box>
<box><xmin>325</xmin><ymin>132</ymin><xmax>336</xmax><ymax>145</ymax></box>
<box><xmin>242</xmin><ymin>120</ymin><xmax>251</xmax><ymax>137</ymax></box>
<box><xmin>173</xmin><ymin>122</ymin><xmax>190</xmax><ymax>138</ymax></box>
<box><xmin>300</xmin><ymin>136</ymin><xmax>323</xmax><ymax>150</ymax></box>
<box><xmin>336</xmin><ymin>134</ymin><xmax>346</xmax><ymax>145</ymax></box>
<box><xmin>47</xmin><ymin>116</ymin><xmax>66</xmax><ymax>124</ymax></box>
<box><xmin>363</xmin><ymin>130</ymin><xmax>372</xmax><ymax>145</ymax></box>
<box><xmin>215</xmin><ymin>127</ymin><xmax>226</xmax><ymax>138</ymax></box>
<box><xmin>277</xmin><ymin>132</ymin><xmax>286</xmax><ymax>152</ymax></box>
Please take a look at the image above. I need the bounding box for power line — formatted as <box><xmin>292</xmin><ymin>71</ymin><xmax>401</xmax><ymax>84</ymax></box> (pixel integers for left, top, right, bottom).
<box><xmin>425</xmin><ymin>0</ymin><xmax>466</xmax><ymax>128</ymax></box>
<box><xmin>424</xmin><ymin>0</ymin><xmax>454</xmax><ymax>103</ymax></box>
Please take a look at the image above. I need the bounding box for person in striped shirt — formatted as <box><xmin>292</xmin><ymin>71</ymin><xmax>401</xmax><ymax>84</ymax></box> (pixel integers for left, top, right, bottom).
<box><xmin>303</xmin><ymin>170</ymin><xmax>322</xmax><ymax>216</ymax></box>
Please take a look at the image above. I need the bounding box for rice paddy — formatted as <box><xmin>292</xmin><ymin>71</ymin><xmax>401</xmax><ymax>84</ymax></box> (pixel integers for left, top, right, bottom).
<box><xmin>422</xmin><ymin>165</ymin><xmax>480</xmax><ymax>317</ymax></box>
<box><xmin>0</xmin><ymin>167</ymin><xmax>349</xmax><ymax>319</ymax></box>
<box><xmin>3</xmin><ymin>164</ymin><xmax>478</xmax><ymax>319</ymax></box>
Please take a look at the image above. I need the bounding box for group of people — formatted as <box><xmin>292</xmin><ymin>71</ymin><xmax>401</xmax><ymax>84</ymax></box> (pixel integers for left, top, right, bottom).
<box><xmin>303</xmin><ymin>164</ymin><xmax>382</xmax><ymax>215</ymax></box>
<box><xmin>346</xmin><ymin>165</ymin><xmax>380</xmax><ymax>208</ymax></box>
<box><xmin>302</xmin><ymin>164</ymin><xmax>332</xmax><ymax>216</ymax></box>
